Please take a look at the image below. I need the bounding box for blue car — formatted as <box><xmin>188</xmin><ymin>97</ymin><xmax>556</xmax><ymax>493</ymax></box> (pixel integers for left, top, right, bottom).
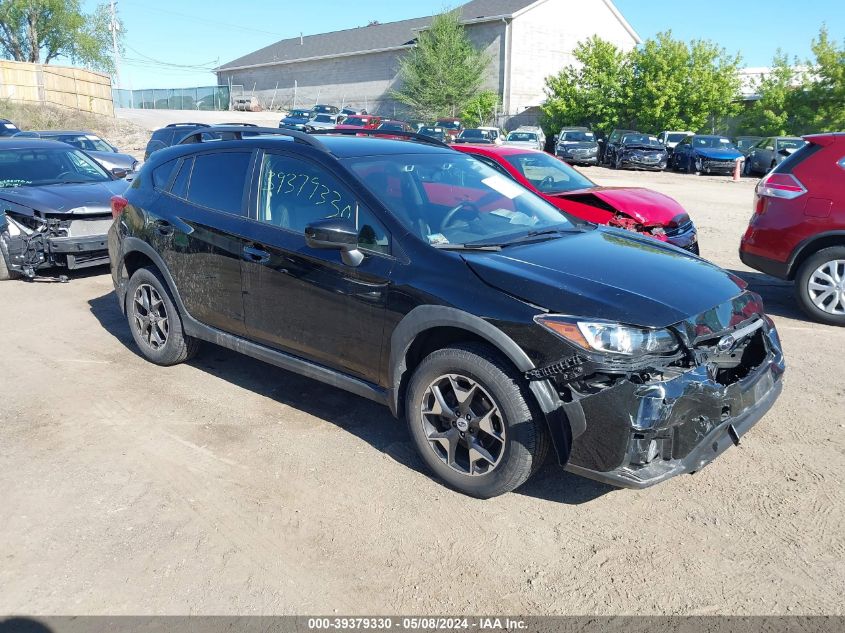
<box><xmin>279</xmin><ymin>109</ymin><xmax>314</xmax><ymax>131</ymax></box>
<box><xmin>671</xmin><ymin>135</ymin><xmax>744</xmax><ymax>175</ymax></box>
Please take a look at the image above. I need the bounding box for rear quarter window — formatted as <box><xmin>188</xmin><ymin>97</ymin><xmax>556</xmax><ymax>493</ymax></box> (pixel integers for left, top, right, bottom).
<box><xmin>152</xmin><ymin>159</ymin><xmax>178</xmax><ymax>190</ymax></box>
<box><xmin>773</xmin><ymin>143</ymin><xmax>823</xmax><ymax>175</ymax></box>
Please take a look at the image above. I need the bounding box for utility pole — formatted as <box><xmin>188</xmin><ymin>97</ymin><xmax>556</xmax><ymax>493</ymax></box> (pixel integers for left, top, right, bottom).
<box><xmin>109</xmin><ymin>0</ymin><xmax>121</xmax><ymax>87</ymax></box>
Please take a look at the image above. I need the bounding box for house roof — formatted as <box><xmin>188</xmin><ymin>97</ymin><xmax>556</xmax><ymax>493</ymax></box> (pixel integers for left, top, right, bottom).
<box><xmin>216</xmin><ymin>0</ymin><xmax>541</xmax><ymax>72</ymax></box>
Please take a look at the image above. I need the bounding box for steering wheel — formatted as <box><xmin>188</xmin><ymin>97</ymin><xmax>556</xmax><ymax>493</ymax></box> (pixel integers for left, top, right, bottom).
<box><xmin>441</xmin><ymin>201</ymin><xmax>481</xmax><ymax>231</ymax></box>
<box><xmin>539</xmin><ymin>175</ymin><xmax>555</xmax><ymax>192</ymax></box>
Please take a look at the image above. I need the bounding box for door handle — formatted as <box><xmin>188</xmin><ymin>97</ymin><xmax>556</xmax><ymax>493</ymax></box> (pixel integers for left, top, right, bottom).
<box><xmin>243</xmin><ymin>245</ymin><xmax>271</xmax><ymax>264</ymax></box>
<box><xmin>153</xmin><ymin>219</ymin><xmax>174</xmax><ymax>236</ymax></box>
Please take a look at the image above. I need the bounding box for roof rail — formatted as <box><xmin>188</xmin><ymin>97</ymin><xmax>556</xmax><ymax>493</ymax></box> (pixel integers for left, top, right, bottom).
<box><xmin>165</xmin><ymin>122</ymin><xmax>210</xmax><ymax>128</ymax></box>
<box><xmin>308</xmin><ymin>128</ymin><xmax>451</xmax><ymax>149</ymax></box>
<box><xmin>176</xmin><ymin>125</ymin><xmax>326</xmax><ymax>150</ymax></box>
<box><xmin>217</xmin><ymin>122</ymin><xmax>258</xmax><ymax>127</ymax></box>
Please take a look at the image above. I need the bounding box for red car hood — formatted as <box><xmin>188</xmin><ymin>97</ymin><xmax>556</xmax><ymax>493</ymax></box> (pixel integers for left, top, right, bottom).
<box><xmin>556</xmin><ymin>187</ymin><xmax>686</xmax><ymax>226</ymax></box>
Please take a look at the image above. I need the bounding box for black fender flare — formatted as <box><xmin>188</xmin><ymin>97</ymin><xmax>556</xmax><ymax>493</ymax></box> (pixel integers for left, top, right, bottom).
<box><xmin>120</xmin><ymin>237</ymin><xmax>190</xmax><ymax>318</ymax></box>
<box><xmin>388</xmin><ymin>305</ymin><xmax>579</xmax><ymax>464</ymax></box>
<box><xmin>787</xmin><ymin>230</ymin><xmax>845</xmax><ymax>279</ymax></box>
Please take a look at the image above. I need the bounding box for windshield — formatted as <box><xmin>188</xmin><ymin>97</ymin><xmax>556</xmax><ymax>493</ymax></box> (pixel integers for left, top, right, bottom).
<box><xmin>693</xmin><ymin>136</ymin><xmax>736</xmax><ymax>150</ymax></box>
<box><xmin>379</xmin><ymin>123</ymin><xmax>405</xmax><ymax>131</ymax></box>
<box><xmin>343</xmin><ymin>117</ymin><xmax>369</xmax><ymax>127</ymax></box>
<box><xmin>622</xmin><ymin>134</ymin><xmax>662</xmax><ymax>147</ymax></box>
<box><xmin>666</xmin><ymin>133</ymin><xmax>689</xmax><ymax>143</ymax></box>
<box><xmin>507</xmin><ymin>132</ymin><xmax>537</xmax><ymax>142</ymax></box>
<box><xmin>436</xmin><ymin>120</ymin><xmax>461</xmax><ymax>130</ymax></box>
<box><xmin>289</xmin><ymin>110</ymin><xmax>311</xmax><ymax>119</ymax></box>
<box><xmin>420</xmin><ymin>127</ymin><xmax>444</xmax><ymax>136</ymax></box>
<box><xmin>314</xmin><ymin>115</ymin><xmax>334</xmax><ymax>123</ymax></box>
<box><xmin>736</xmin><ymin>138</ymin><xmax>761</xmax><ymax>150</ymax></box>
<box><xmin>560</xmin><ymin>131</ymin><xmax>594</xmax><ymax>142</ymax></box>
<box><xmin>0</xmin><ymin>147</ymin><xmax>111</xmax><ymax>187</ymax></box>
<box><xmin>49</xmin><ymin>135</ymin><xmax>115</xmax><ymax>152</ymax></box>
<box><xmin>460</xmin><ymin>129</ymin><xmax>488</xmax><ymax>139</ymax></box>
<box><xmin>345</xmin><ymin>153</ymin><xmax>575</xmax><ymax>248</ymax></box>
<box><xmin>503</xmin><ymin>151</ymin><xmax>595</xmax><ymax>195</ymax></box>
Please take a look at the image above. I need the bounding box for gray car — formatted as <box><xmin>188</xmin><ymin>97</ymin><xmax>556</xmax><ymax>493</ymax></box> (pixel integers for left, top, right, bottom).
<box><xmin>744</xmin><ymin>136</ymin><xmax>807</xmax><ymax>176</ymax></box>
<box><xmin>0</xmin><ymin>139</ymin><xmax>126</xmax><ymax>280</ymax></box>
<box><xmin>14</xmin><ymin>130</ymin><xmax>138</xmax><ymax>177</ymax></box>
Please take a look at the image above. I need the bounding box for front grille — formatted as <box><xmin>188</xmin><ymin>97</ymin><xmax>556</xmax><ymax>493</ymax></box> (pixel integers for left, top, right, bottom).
<box><xmin>702</xmin><ymin>159</ymin><xmax>735</xmax><ymax>171</ymax></box>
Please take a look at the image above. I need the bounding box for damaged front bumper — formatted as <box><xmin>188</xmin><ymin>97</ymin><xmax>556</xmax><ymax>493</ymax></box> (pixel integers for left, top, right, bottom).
<box><xmin>530</xmin><ymin>299</ymin><xmax>785</xmax><ymax>488</ymax></box>
<box><xmin>1</xmin><ymin>211</ymin><xmax>111</xmax><ymax>277</ymax></box>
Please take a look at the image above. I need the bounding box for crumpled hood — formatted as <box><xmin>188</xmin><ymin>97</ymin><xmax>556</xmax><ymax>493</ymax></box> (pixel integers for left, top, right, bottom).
<box><xmin>0</xmin><ymin>180</ymin><xmax>128</xmax><ymax>215</ymax></box>
<box><xmin>558</xmin><ymin>187</ymin><xmax>687</xmax><ymax>225</ymax></box>
<box><xmin>463</xmin><ymin>228</ymin><xmax>743</xmax><ymax>328</ymax></box>
<box><xmin>694</xmin><ymin>147</ymin><xmax>743</xmax><ymax>160</ymax></box>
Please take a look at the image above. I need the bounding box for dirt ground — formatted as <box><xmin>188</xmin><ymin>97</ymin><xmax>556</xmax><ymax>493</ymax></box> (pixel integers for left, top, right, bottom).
<box><xmin>0</xmin><ymin>161</ymin><xmax>843</xmax><ymax>616</ymax></box>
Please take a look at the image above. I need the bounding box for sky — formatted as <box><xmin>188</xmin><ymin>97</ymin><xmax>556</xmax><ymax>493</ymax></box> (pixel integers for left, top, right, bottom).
<box><xmin>90</xmin><ymin>0</ymin><xmax>845</xmax><ymax>90</ymax></box>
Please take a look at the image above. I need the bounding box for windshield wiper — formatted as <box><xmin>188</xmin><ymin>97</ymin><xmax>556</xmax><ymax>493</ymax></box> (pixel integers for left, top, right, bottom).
<box><xmin>433</xmin><ymin>243</ymin><xmax>502</xmax><ymax>251</ymax></box>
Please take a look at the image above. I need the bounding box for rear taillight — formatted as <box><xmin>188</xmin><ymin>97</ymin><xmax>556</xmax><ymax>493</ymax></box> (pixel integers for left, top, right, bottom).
<box><xmin>111</xmin><ymin>195</ymin><xmax>128</xmax><ymax>219</ymax></box>
<box><xmin>757</xmin><ymin>173</ymin><xmax>807</xmax><ymax>200</ymax></box>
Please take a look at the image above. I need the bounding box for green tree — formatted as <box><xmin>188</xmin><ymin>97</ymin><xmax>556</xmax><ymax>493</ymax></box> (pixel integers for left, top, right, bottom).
<box><xmin>806</xmin><ymin>26</ymin><xmax>845</xmax><ymax>132</ymax></box>
<box><xmin>540</xmin><ymin>36</ymin><xmax>632</xmax><ymax>136</ymax></box>
<box><xmin>630</xmin><ymin>32</ymin><xmax>741</xmax><ymax>133</ymax></box>
<box><xmin>0</xmin><ymin>0</ymin><xmax>120</xmax><ymax>73</ymax></box>
<box><xmin>460</xmin><ymin>90</ymin><xmax>500</xmax><ymax>127</ymax></box>
<box><xmin>392</xmin><ymin>10</ymin><xmax>489</xmax><ymax>120</ymax></box>
<box><xmin>741</xmin><ymin>51</ymin><xmax>803</xmax><ymax>136</ymax></box>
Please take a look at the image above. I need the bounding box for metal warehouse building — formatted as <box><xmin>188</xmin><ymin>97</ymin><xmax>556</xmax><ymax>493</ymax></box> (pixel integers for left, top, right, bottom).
<box><xmin>215</xmin><ymin>0</ymin><xmax>641</xmax><ymax>123</ymax></box>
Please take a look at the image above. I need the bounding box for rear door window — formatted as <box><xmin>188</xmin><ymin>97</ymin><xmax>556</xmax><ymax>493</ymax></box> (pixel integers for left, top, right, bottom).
<box><xmin>186</xmin><ymin>151</ymin><xmax>252</xmax><ymax>215</ymax></box>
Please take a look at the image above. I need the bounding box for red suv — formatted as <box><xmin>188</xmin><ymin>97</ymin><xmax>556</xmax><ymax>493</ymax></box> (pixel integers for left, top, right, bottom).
<box><xmin>740</xmin><ymin>133</ymin><xmax>845</xmax><ymax>325</ymax></box>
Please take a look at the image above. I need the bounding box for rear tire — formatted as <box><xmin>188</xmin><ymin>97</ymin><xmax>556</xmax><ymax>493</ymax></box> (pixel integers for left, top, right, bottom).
<box><xmin>126</xmin><ymin>266</ymin><xmax>201</xmax><ymax>365</ymax></box>
<box><xmin>794</xmin><ymin>247</ymin><xmax>845</xmax><ymax>327</ymax></box>
<box><xmin>405</xmin><ymin>343</ymin><xmax>550</xmax><ymax>498</ymax></box>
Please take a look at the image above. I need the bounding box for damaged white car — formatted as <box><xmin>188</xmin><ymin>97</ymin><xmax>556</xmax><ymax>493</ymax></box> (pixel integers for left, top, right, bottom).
<box><xmin>0</xmin><ymin>139</ymin><xmax>127</xmax><ymax>280</ymax></box>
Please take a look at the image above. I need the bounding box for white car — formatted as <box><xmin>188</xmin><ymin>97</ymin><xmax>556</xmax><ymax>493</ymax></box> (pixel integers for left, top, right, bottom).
<box><xmin>503</xmin><ymin>129</ymin><xmax>544</xmax><ymax>151</ymax></box>
<box><xmin>658</xmin><ymin>131</ymin><xmax>694</xmax><ymax>153</ymax></box>
<box><xmin>308</xmin><ymin>113</ymin><xmax>343</xmax><ymax>130</ymax></box>
<box><xmin>477</xmin><ymin>126</ymin><xmax>505</xmax><ymax>145</ymax></box>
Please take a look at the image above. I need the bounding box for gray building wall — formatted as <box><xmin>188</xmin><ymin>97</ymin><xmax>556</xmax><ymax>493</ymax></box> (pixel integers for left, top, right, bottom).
<box><xmin>217</xmin><ymin>21</ymin><xmax>507</xmax><ymax>117</ymax></box>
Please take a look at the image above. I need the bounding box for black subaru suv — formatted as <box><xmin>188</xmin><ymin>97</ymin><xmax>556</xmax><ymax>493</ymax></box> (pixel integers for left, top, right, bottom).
<box><xmin>108</xmin><ymin>126</ymin><xmax>785</xmax><ymax>498</ymax></box>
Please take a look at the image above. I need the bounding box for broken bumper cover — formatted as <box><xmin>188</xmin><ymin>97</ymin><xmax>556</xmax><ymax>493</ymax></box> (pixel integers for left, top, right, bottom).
<box><xmin>557</xmin><ymin>317</ymin><xmax>785</xmax><ymax>489</ymax></box>
<box><xmin>565</xmin><ymin>367</ymin><xmax>782</xmax><ymax>488</ymax></box>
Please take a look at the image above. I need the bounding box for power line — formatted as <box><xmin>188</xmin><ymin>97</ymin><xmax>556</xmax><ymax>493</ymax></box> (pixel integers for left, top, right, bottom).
<box><xmin>137</xmin><ymin>6</ymin><xmax>286</xmax><ymax>38</ymax></box>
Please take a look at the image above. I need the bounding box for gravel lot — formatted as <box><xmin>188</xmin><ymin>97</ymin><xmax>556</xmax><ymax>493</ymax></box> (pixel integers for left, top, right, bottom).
<box><xmin>1</xmin><ymin>163</ymin><xmax>843</xmax><ymax>616</ymax></box>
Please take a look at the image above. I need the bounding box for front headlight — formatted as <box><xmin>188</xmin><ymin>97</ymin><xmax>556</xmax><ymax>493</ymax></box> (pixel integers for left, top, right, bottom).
<box><xmin>534</xmin><ymin>315</ymin><xmax>679</xmax><ymax>356</ymax></box>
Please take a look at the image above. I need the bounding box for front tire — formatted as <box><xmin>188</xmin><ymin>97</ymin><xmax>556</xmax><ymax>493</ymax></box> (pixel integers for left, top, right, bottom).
<box><xmin>405</xmin><ymin>343</ymin><xmax>550</xmax><ymax>498</ymax></box>
<box><xmin>795</xmin><ymin>247</ymin><xmax>845</xmax><ymax>326</ymax></box>
<box><xmin>126</xmin><ymin>266</ymin><xmax>201</xmax><ymax>365</ymax></box>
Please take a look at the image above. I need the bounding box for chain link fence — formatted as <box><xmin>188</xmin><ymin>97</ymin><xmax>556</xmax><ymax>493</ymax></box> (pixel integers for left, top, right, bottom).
<box><xmin>112</xmin><ymin>86</ymin><xmax>231</xmax><ymax>111</ymax></box>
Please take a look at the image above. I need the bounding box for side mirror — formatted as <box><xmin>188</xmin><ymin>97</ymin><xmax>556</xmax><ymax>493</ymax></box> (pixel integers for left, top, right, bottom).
<box><xmin>305</xmin><ymin>218</ymin><xmax>364</xmax><ymax>267</ymax></box>
<box><xmin>111</xmin><ymin>167</ymin><xmax>128</xmax><ymax>179</ymax></box>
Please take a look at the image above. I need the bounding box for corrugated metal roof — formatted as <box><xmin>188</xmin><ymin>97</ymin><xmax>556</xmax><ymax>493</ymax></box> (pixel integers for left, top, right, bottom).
<box><xmin>216</xmin><ymin>0</ymin><xmax>540</xmax><ymax>72</ymax></box>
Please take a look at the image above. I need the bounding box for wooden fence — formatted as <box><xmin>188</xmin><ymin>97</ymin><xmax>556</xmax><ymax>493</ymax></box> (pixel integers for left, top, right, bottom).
<box><xmin>0</xmin><ymin>60</ymin><xmax>114</xmax><ymax>116</ymax></box>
